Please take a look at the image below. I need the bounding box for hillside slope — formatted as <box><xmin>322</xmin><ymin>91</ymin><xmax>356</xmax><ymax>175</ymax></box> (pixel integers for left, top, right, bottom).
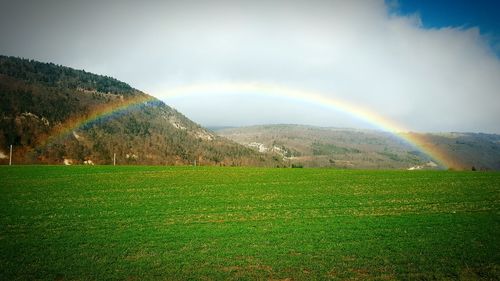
<box><xmin>215</xmin><ymin>124</ymin><xmax>500</xmax><ymax>170</ymax></box>
<box><xmin>0</xmin><ymin>56</ymin><xmax>281</xmax><ymax>166</ymax></box>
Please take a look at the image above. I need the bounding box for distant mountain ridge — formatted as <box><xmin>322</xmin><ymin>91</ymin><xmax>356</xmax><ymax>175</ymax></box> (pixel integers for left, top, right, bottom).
<box><xmin>215</xmin><ymin>124</ymin><xmax>500</xmax><ymax>170</ymax></box>
<box><xmin>0</xmin><ymin>55</ymin><xmax>281</xmax><ymax>166</ymax></box>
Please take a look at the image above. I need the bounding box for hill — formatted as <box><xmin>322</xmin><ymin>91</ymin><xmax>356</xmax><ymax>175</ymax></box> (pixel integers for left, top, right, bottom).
<box><xmin>215</xmin><ymin>124</ymin><xmax>500</xmax><ymax>170</ymax></box>
<box><xmin>0</xmin><ymin>55</ymin><xmax>281</xmax><ymax>166</ymax></box>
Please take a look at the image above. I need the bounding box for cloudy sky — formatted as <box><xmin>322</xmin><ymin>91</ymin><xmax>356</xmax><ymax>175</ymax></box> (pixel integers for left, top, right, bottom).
<box><xmin>1</xmin><ymin>0</ymin><xmax>499</xmax><ymax>133</ymax></box>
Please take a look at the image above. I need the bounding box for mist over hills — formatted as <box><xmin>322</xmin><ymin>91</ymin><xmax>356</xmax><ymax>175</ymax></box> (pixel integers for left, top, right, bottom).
<box><xmin>0</xmin><ymin>56</ymin><xmax>281</xmax><ymax>166</ymax></box>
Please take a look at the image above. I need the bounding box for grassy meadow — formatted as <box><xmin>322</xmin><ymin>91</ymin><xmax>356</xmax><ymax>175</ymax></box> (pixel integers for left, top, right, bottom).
<box><xmin>0</xmin><ymin>166</ymin><xmax>499</xmax><ymax>280</ymax></box>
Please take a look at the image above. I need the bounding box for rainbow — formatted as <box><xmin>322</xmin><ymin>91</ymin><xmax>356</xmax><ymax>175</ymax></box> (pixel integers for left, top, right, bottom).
<box><xmin>37</xmin><ymin>81</ymin><xmax>462</xmax><ymax>169</ymax></box>
<box><xmin>158</xmin><ymin>82</ymin><xmax>463</xmax><ymax>169</ymax></box>
<box><xmin>39</xmin><ymin>94</ymin><xmax>157</xmax><ymax>149</ymax></box>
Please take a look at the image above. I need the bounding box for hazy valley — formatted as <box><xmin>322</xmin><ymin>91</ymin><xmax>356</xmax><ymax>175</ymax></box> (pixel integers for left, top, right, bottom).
<box><xmin>214</xmin><ymin>125</ymin><xmax>500</xmax><ymax>170</ymax></box>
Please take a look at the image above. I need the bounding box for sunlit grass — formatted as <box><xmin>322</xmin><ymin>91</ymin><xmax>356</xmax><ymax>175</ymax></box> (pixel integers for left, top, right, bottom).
<box><xmin>1</xmin><ymin>166</ymin><xmax>499</xmax><ymax>280</ymax></box>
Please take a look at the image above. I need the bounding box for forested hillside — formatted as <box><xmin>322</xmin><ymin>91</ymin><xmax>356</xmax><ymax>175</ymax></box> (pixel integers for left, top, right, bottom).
<box><xmin>0</xmin><ymin>56</ymin><xmax>281</xmax><ymax>166</ymax></box>
<box><xmin>215</xmin><ymin>125</ymin><xmax>500</xmax><ymax>170</ymax></box>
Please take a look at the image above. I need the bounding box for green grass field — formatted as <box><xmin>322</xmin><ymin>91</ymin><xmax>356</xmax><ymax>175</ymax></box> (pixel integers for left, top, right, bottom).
<box><xmin>1</xmin><ymin>166</ymin><xmax>499</xmax><ymax>280</ymax></box>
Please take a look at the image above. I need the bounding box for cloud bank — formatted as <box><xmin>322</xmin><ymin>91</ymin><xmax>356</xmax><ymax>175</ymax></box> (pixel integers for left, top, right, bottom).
<box><xmin>0</xmin><ymin>0</ymin><xmax>499</xmax><ymax>132</ymax></box>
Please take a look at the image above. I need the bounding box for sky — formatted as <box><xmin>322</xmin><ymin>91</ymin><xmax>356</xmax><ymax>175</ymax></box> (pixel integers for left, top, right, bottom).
<box><xmin>0</xmin><ymin>0</ymin><xmax>499</xmax><ymax>133</ymax></box>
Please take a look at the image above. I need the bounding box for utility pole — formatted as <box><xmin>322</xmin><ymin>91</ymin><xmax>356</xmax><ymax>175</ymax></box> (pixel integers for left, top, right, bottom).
<box><xmin>113</xmin><ymin>153</ymin><xmax>116</xmax><ymax>166</ymax></box>
<box><xmin>9</xmin><ymin>145</ymin><xmax>12</xmax><ymax>166</ymax></box>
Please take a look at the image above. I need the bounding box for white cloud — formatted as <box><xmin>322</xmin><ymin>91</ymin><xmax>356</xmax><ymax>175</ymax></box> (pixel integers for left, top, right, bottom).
<box><xmin>1</xmin><ymin>0</ymin><xmax>499</xmax><ymax>132</ymax></box>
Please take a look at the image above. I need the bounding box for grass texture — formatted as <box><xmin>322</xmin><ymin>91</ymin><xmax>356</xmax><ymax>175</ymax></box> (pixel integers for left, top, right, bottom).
<box><xmin>0</xmin><ymin>166</ymin><xmax>499</xmax><ymax>280</ymax></box>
